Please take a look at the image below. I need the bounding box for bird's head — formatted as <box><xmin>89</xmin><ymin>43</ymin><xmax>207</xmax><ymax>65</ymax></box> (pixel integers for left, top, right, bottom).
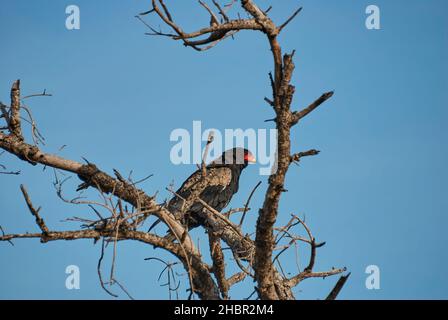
<box><xmin>214</xmin><ymin>148</ymin><xmax>256</xmax><ymax>167</ymax></box>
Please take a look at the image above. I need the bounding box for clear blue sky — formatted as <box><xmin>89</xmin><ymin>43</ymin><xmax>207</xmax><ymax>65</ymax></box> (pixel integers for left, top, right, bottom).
<box><xmin>0</xmin><ymin>0</ymin><xmax>447</xmax><ymax>299</ymax></box>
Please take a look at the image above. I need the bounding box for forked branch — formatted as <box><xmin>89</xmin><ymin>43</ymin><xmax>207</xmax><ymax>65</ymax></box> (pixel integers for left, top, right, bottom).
<box><xmin>0</xmin><ymin>0</ymin><xmax>347</xmax><ymax>300</ymax></box>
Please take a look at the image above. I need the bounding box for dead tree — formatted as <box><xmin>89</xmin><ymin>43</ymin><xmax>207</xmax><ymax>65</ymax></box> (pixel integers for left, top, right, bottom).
<box><xmin>0</xmin><ymin>0</ymin><xmax>348</xmax><ymax>300</ymax></box>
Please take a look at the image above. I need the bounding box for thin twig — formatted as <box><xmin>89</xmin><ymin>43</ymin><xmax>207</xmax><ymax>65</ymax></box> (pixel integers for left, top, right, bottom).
<box><xmin>20</xmin><ymin>184</ymin><xmax>49</xmax><ymax>234</ymax></box>
<box><xmin>22</xmin><ymin>89</ymin><xmax>52</xmax><ymax>100</ymax></box>
<box><xmin>239</xmin><ymin>181</ymin><xmax>262</xmax><ymax>227</ymax></box>
<box><xmin>291</xmin><ymin>91</ymin><xmax>334</xmax><ymax>125</ymax></box>
<box><xmin>278</xmin><ymin>7</ymin><xmax>303</xmax><ymax>32</ymax></box>
<box><xmin>98</xmin><ymin>238</ymin><xmax>119</xmax><ymax>298</ymax></box>
<box><xmin>0</xmin><ymin>225</ymin><xmax>14</xmax><ymax>246</ymax></box>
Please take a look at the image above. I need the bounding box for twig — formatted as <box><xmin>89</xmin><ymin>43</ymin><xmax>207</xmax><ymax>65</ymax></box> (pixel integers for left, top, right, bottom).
<box><xmin>0</xmin><ymin>225</ymin><xmax>14</xmax><ymax>246</ymax></box>
<box><xmin>112</xmin><ymin>278</ymin><xmax>135</xmax><ymax>300</ymax></box>
<box><xmin>130</xmin><ymin>173</ymin><xmax>154</xmax><ymax>186</ymax></box>
<box><xmin>0</xmin><ymin>169</ymin><xmax>20</xmax><ymax>175</ymax></box>
<box><xmin>199</xmin><ymin>0</ymin><xmax>220</xmax><ymax>25</ymax></box>
<box><xmin>227</xmin><ymin>271</ymin><xmax>246</xmax><ymax>286</ymax></box>
<box><xmin>291</xmin><ymin>91</ymin><xmax>334</xmax><ymax>125</ymax></box>
<box><xmin>22</xmin><ymin>89</ymin><xmax>52</xmax><ymax>100</ymax></box>
<box><xmin>278</xmin><ymin>7</ymin><xmax>302</xmax><ymax>32</ymax></box>
<box><xmin>326</xmin><ymin>273</ymin><xmax>351</xmax><ymax>300</ymax></box>
<box><xmin>288</xmin><ymin>267</ymin><xmax>347</xmax><ymax>287</ymax></box>
<box><xmin>197</xmin><ymin>198</ymin><xmax>243</xmax><ymax>237</ymax></box>
<box><xmin>21</xmin><ymin>104</ymin><xmax>46</xmax><ymax>145</ymax></box>
<box><xmin>0</xmin><ymin>102</ymin><xmax>11</xmax><ymax>127</ymax></box>
<box><xmin>20</xmin><ymin>184</ymin><xmax>49</xmax><ymax>234</ymax></box>
<box><xmin>290</xmin><ymin>149</ymin><xmax>320</xmax><ymax>163</ymax></box>
<box><xmin>223</xmin><ymin>207</ymin><xmax>246</xmax><ymax>217</ymax></box>
<box><xmin>238</xmin><ymin>181</ymin><xmax>262</xmax><ymax>227</ymax></box>
<box><xmin>145</xmin><ymin>257</ymin><xmax>181</xmax><ymax>299</ymax></box>
<box><xmin>212</xmin><ymin>0</ymin><xmax>229</xmax><ymax>22</ymax></box>
<box><xmin>98</xmin><ymin>238</ymin><xmax>119</xmax><ymax>298</ymax></box>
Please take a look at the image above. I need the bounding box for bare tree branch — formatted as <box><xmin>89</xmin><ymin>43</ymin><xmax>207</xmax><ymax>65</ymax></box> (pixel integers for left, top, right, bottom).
<box><xmin>0</xmin><ymin>0</ymin><xmax>347</xmax><ymax>301</ymax></box>
<box><xmin>326</xmin><ymin>273</ymin><xmax>351</xmax><ymax>300</ymax></box>
<box><xmin>287</xmin><ymin>267</ymin><xmax>347</xmax><ymax>287</ymax></box>
<box><xmin>20</xmin><ymin>184</ymin><xmax>49</xmax><ymax>235</ymax></box>
<box><xmin>290</xmin><ymin>149</ymin><xmax>320</xmax><ymax>164</ymax></box>
<box><xmin>291</xmin><ymin>91</ymin><xmax>334</xmax><ymax>126</ymax></box>
<box><xmin>239</xmin><ymin>180</ymin><xmax>262</xmax><ymax>227</ymax></box>
<box><xmin>9</xmin><ymin>80</ymin><xmax>23</xmax><ymax>138</ymax></box>
<box><xmin>278</xmin><ymin>7</ymin><xmax>302</xmax><ymax>32</ymax></box>
<box><xmin>208</xmin><ymin>232</ymin><xmax>229</xmax><ymax>299</ymax></box>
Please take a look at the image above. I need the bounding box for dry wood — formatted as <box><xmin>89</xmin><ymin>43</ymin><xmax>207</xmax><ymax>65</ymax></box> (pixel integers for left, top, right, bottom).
<box><xmin>0</xmin><ymin>1</ymin><xmax>347</xmax><ymax>300</ymax></box>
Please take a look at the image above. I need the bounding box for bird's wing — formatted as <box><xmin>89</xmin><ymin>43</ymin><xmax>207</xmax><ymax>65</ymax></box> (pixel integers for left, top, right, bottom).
<box><xmin>168</xmin><ymin>167</ymin><xmax>233</xmax><ymax>214</ymax></box>
<box><xmin>191</xmin><ymin>184</ymin><xmax>234</xmax><ymax>213</ymax></box>
<box><xmin>176</xmin><ymin>167</ymin><xmax>232</xmax><ymax>196</ymax></box>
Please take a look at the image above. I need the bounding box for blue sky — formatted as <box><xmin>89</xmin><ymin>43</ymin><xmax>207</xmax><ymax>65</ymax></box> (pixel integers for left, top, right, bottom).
<box><xmin>0</xmin><ymin>0</ymin><xmax>447</xmax><ymax>299</ymax></box>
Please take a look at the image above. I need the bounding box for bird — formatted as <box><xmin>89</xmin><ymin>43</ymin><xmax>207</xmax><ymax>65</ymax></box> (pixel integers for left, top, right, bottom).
<box><xmin>149</xmin><ymin>147</ymin><xmax>256</xmax><ymax>241</ymax></box>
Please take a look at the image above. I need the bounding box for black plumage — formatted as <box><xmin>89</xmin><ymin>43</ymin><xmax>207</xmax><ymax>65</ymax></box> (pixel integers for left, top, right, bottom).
<box><xmin>149</xmin><ymin>147</ymin><xmax>255</xmax><ymax>240</ymax></box>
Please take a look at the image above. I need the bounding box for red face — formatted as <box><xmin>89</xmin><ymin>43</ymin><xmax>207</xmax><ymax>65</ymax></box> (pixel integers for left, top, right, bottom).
<box><xmin>244</xmin><ymin>150</ymin><xmax>256</xmax><ymax>163</ymax></box>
